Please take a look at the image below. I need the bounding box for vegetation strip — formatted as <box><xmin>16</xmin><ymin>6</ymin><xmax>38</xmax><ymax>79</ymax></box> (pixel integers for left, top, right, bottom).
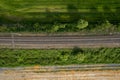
<box><xmin>0</xmin><ymin>48</ymin><xmax>120</xmax><ymax>67</ymax></box>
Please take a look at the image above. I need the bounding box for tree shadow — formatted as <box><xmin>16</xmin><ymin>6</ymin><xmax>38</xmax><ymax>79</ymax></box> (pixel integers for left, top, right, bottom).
<box><xmin>71</xmin><ymin>46</ymin><xmax>83</xmax><ymax>55</ymax></box>
<box><xmin>66</xmin><ymin>4</ymin><xmax>80</xmax><ymax>21</ymax></box>
<box><xmin>67</xmin><ymin>4</ymin><xmax>79</xmax><ymax>13</ymax></box>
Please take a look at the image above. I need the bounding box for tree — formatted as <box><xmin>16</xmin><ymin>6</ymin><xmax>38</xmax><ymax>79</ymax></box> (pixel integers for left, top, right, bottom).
<box><xmin>101</xmin><ymin>20</ymin><xmax>112</xmax><ymax>29</ymax></box>
<box><xmin>76</xmin><ymin>19</ymin><xmax>88</xmax><ymax>29</ymax></box>
<box><xmin>51</xmin><ymin>22</ymin><xmax>66</xmax><ymax>33</ymax></box>
<box><xmin>33</xmin><ymin>23</ymin><xmax>40</xmax><ymax>32</ymax></box>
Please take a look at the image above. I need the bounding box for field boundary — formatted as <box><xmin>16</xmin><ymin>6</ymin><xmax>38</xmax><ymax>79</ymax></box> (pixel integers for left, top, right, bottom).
<box><xmin>0</xmin><ymin>64</ymin><xmax>120</xmax><ymax>72</ymax></box>
<box><xmin>0</xmin><ymin>32</ymin><xmax>120</xmax><ymax>37</ymax></box>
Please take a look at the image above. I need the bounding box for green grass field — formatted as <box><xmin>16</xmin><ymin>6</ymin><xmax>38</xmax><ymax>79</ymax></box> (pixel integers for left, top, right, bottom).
<box><xmin>0</xmin><ymin>0</ymin><xmax>119</xmax><ymax>12</ymax></box>
<box><xmin>0</xmin><ymin>0</ymin><xmax>120</xmax><ymax>23</ymax></box>
<box><xmin>0</xmin><ymin>0</ymin><xmax>120</xmax><ymax>33</ymax></box>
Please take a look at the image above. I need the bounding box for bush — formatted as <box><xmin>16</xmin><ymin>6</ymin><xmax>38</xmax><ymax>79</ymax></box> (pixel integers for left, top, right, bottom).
<box><xmin>76</xmin><ymin>19</ymin><xmax>88</xmax><ymax>29</ymax></box>
<box><xmin>0</xmin><ymin>25</ymin><xmax>9</xmax><ymax>32</ymax></box>
<box><xmin>33</xmin><ymin>23</ymin><xmax>40</xmax><ymax>32</ymax></box>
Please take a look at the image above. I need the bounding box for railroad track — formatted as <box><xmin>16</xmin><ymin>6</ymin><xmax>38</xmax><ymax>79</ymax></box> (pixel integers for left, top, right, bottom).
<box><xmin>0</xmin><ymin>35</ymin><xmax>120</xmax><ymax>49</ymax></box>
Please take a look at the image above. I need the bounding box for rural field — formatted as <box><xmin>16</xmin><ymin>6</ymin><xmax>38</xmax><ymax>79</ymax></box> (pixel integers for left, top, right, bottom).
<box><xmin>0</xmin><ymin>0</ymin><xmax>120</xmax><ymax>33</ymax></box>
<box><xmin>0</xmin><ymin>0</ymin><xmax>120</xmax><ymax>21</ymax></box>
<box><xmin>0</xmin><ymin>0</ymin><xmax>120</xmax><ymax>23</ymax></box>
<box><xmin>0</xmin><ymin>66</ymin><xmax>120</xmax><ymax>80</ymax></box>
<box><xmin>0</xmin><ymin>0</ymin><xmax>120</xmax><ymax>80</ymax></box>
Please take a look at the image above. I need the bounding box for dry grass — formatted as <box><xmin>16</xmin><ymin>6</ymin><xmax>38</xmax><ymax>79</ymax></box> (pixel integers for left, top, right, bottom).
<box><xmin>0</xmin><ymin>69</ymin><xmax>120</xmax><ymax>80</ymax></box>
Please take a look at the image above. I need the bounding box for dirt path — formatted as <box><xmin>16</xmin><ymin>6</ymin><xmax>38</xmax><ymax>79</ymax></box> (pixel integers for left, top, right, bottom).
<box><xmin>0</xmin><ymin>70</ymin><xmax>120</xmax><ymax>80</ymax></box>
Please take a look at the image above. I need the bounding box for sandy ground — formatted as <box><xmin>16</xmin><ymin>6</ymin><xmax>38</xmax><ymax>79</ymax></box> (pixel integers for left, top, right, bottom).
<box><xmin>0</xmin><ymin>70</ymin><xmax>120</xmax><ymax>80</ymax></box>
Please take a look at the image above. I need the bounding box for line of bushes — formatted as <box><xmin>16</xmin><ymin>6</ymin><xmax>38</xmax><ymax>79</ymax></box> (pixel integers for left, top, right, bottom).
<box><xmin>0</xmin><ymin>19</ymin><xmax>120</xmax><ymax>33</ymax></box>
<box><xmin>0</xmin><ymin>47</ymin><xmax>120</xmax><ymax>67</ymax></box>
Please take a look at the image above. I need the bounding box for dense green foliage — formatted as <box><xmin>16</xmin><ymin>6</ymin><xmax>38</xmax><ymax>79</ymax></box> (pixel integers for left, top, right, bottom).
<box><xmin>0</xmin><ymin>0</ymin><xmax>120</xmax><ymax>33</ymax></box>
<box><xmin>0</xmin><ymin>48</ymin><xmax>120</xmax><ymax>67</ymax></box>
<box><xmin>0</xmin><ymin>20</ymin><xmax>119</xmax><ymax>33</ymax></box>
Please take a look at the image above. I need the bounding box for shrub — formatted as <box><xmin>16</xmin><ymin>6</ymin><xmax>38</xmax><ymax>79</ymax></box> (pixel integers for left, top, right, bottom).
<box><xmin>76</xmin><ymin>19</ymin><xmax>88</xmax><ymax>29</ymax></box>
<box><xmin>0</xmin><ymin>25</ymin><xmax>9</xmax><ymax>32</ymax></box>
<box><xmin>33</xmin><ymin>23</ymin><xmax>40</xmax><ymax>32</ymax></box>
<box><xmin>51</xmin><ymin>23</ymin><xmax>60</xmax><ymax>32</ymax></box>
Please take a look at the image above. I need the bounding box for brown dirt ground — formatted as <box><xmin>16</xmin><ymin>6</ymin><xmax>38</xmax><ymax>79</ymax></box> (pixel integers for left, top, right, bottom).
<box><xmin>0</xmin><ymin>70</ymin><xmax>120</xmax><ymax>80</ymax></box>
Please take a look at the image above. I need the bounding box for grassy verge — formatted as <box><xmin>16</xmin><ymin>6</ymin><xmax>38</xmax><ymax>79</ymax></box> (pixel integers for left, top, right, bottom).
<box><xmin>0</xmin><ymin>47</ymin><xmax>120</xmax><ymax>67</ymax></box>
